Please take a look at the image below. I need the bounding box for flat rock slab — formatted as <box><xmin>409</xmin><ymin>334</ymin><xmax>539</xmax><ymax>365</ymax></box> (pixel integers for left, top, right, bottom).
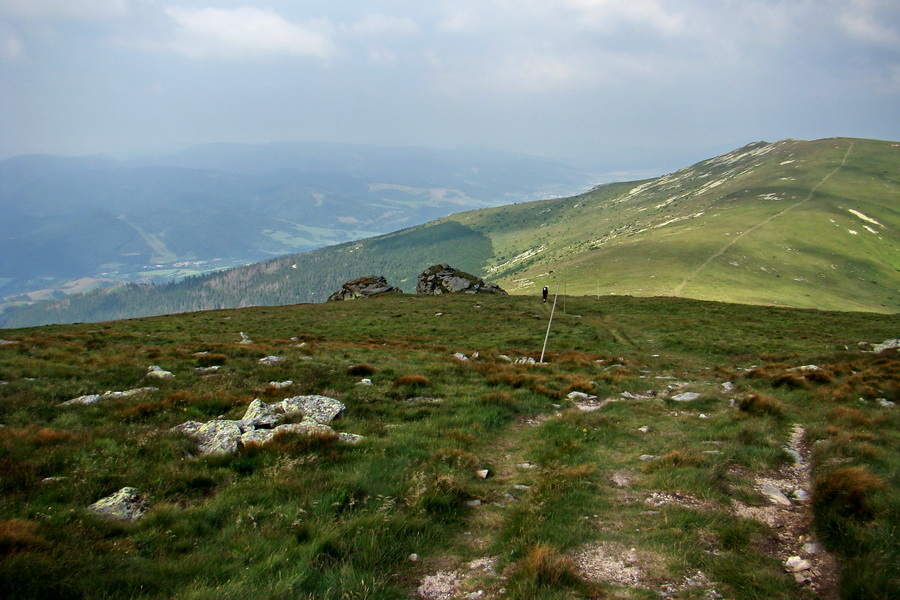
<box><xmin>89</xmin><ymin>487</ymin><xmax>149</xmax><ymax>522</ymax></box>
<box><xmin>281</xmin><ymin>395</ymin><xmax>345</xmax><ymax>424</ymax></box>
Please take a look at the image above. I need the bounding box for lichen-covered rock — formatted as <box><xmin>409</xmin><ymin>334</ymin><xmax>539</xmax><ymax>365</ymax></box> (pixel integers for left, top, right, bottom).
<box><xmin>61</xmin><ymin>387</ymin><xmax>160</xmax><ymax>406</ymax></box>
<box><xmin>281</xmin><ymin>395</ymin><xmax>345</xmax><ymax>424</ymax></box>
<box><xmin>88</xmin><ymin>487</ymin><xmax>149</xmax><ymax>522</ymax></box>
<box><xmin>416</xmin><ymin>264</ymin><xmax>506</xmax><ymax>296</ymax></box>
<box><xmin>327</xmin><ymin>275</ymin><xmax>401</xmax><ymax>302</ymax></box>
<box><xmin>258</xmin><ymin>356</ymin><xmax>285</xmax><ymax>365</ymax></box>
<box><xmin>194</xmin><ymin>420</ymin><xmax>243</xmax><ymax>455</ymax></box>
<box><xmin>275</xmin><ymin>420</ymin><xmax>335</xmax><ymax>436</ymax></box>
<box><xmin>146</xmin><ymin>365</ymin><xmax>174</xmax><ymax>380</ymax></box>
<box><xmin>241</xmin><ymin>399</ymin><xmax>279</xmax><ymax>429</ymax></box>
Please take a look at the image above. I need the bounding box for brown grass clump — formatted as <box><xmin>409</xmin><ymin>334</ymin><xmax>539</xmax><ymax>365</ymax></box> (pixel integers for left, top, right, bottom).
<box><xmin>0</xmin><ymin>519</ymin><xmax>49</xmax><ymax>555</ymax></box>
<box><xmin>196</xmin><ymin>353</ymin><xmax>227</xmax><ymax>367</ymax></box>
<box><xmin>117</xmin><ymin>400</ymin><xmax>169</xmax><ymax>421</ymax></box>
<box><xmin>813</xmin><ymin>466</ymin><xmax>886</xmax><ymax>521</ymax></box>
<box><xmin>347</xmin><ymin>364</ymin><xmax>376</xmax><ymax>376</ymax></box>
<box><xmin>431</xmin><ymin>447</ymin><xmax>480</xmax><ymax>470</ymax></box>
<box><xmin>393</xmin><ymin>374</ymin><xmax>429</xmax><ymax>388</ymax></box>
<box><xmin>519</xmin><ymin>544</ymin><xmax>580</xmax><ymax>587</ymax></box>
<box><xmin>478</xmin><ymin>392</ymin><xmax>517</xmax><ymax>410</ymax></box>
<box><xmin>828</xmin><ymin>406</ymin><xmax>873</xmax><ymax>427</ymax></box>
<box><xmin>265</xmin><ymin>430</ymin><xmax>339</xmax><ymax>455</ymax></box>
<box><xmin>737</xmin><ymin>394</ymin><xmax>785</xmax><ymax>419</ymax></box>
<box><xmin>658</xmin><ymin>450</ymin><xmax>704</xmax><ymax>468</ymax></box>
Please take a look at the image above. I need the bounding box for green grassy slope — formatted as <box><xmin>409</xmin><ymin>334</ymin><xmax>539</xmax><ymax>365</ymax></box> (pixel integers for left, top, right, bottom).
<box><xmin>1</xmin><ymin>295</ymin><xmax>897</xmax><ymax>599</ymax></box>
<box><xmin>2</xmin><ymin>137</ymin><xmax>896</xmax><ymax>328</ymax></box>
<box><xmin>447</xmin><ymin>138</ymin><xmax>899</xmax><ymax>312</ymax></box>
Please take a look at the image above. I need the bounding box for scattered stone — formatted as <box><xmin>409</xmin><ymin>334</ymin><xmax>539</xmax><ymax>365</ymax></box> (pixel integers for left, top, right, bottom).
<box><xmin>639</xmin><ymin>454</ymin><xmax>658</xmax><ymax>461</ymax></box>
<box><xmin>258</xmin><ymin>356</ymin><xmax>284</xmax><ymax>365</ymax></box>
<box><xmin>88</xmin><ymin>487</ymin><xmax>149</xmax><ymax>522</ymax></box>
<box><xmin>475</xmin><ymin>469</ymin><xmax>490</xmax><ymax>479</ymax></box>
<box><xmin>672</xmin><ymin>392</ymin><xmax>700</xmax><ymax>402</ymax></box>
<box><xmin>791</xmin><ymin>489</ymin><xmax>810</xmax><ymax>502</ymax></box>
<box><xmin>327</xmin><ymin>275</ymin><xmax>402</xmax><ymax>302</ymax></box>
<box><xmin>869</xmin><ymin>339</ymin><xmax>899</xmax><ymax>353</ymax></box>
<box><xmin>358</xmin><ymin>378</ymin><xmax>372</xmax><ymax>386</ymax></box>
<box><xmin>239</xmin><ymin>332</ymin><xmax>252</xmax><ymax>344</ymax></box>
<box><xmin>60</xmin><ymin>387</ymin><xmax>159</xmax><ymax>406</ymax></box>
<box><xmin>878</xmin><ymin>398</ymin><xmax>896</xmax><ymax>408</ymax></box>
<box><xmin>416</xmin><ymin>264</ymin><xmax>507</xmax><ymax>296</ymax></box>
<box><xmin>417</xmin><ymin>571</ymin><xmax>460</xmax><ymax>600</ymax></box>
<box><xmin>516</xmin><ymin>462</ymin><xmax>538</xmax><ymax>470</ymax></box>
<box><xmin>801</xmin><ymin>542</ymin><xmax>821</xmax><ymax>555</ymax></box>
<box><xmin>463</xmin><ymin>499</ymin><xmax>482</xmax><ymax>507</ymax></box>
<box><xmin>268</xmin><ymin>380</ymin><xmax>293</xmax><ymax>389</ymax></box>
<box><xmin>638</xmin><ymin>426</ymin><xmax>651</xmax><ymax>433</ymax></box>
<box><xmin>567</xmin><ymin>391</ymin><xmax>597</xmax><ymax>401</ymax></box>
<box><xmin>453</xmin><ymin>353</ymin><xmax>469</xmax><ymax>361</ymax></box>
<box><xmin>408</xmin><ymin>553</ymin><xmax>419</xmax><ymax>562</ymax></box>
<box><xmin>784</xmin><ymin>556</ymin><xmax>812</xmax><ymax>573</ymax></box>
<box><xmin>498</xmin><ymin>355</ymin><xmax>512</xmax><ymax>362</ymax></box>
<box><xmin>0</xmin><ymin>339</ymin><xmax>19</xmax><ymax>345</ymax></box>
<box><xmin>514</xmin><ymin>357</ymin><xmax>536</xmax><ymax>365</ymax></box>
<box><xmin>62</xmin><ymin>394</ymin><xmax>102</xmax><ymax>406</ymax></box>
<box><xmin>760</xmin><ymin>482</ymin><xmax>793</xmax><ymax>506</ymax></box>
<box><xmin>791</xmin><ymin>365</ymin><xmax>821</xmax><ymax>373</ymax></box>
<box><xmin>721</xmin><ymin>382</ymin><xmax>734</xmax><ymax>392</ymax></box>
<box><xmin>196</xmin><ymin>366</ymin><xmax>221</xmax><ymax>374</ymax></box>
<box><xmin>281</xmin><ymin>395</ymin><xmax>345</xmax><ymax>423</ymax></box>
<box><xmin>146</xmin><ymin>365</ymin><xmax>174</xmax><ymax>380</ymax></box>
<box><xmin>41</xmin><ymin>476</ymin><xmax>67</xmax><ymax>484</ymax></box>
<box><xmin>406</xmin><ymin>396</ymin><xmax>444</xmax><ymax>404</ymax></box>
<box><xmin>699</xmin><ymin>413</ymin><xmax>709</xmax><ymax>419</ymax></box>
<box><xmin>783</xmin><ymin>446</ymin><xmax>804</xmax><ymax>464</ymax></box>
<box><xmin>338</xmin><ymin>432</ymin><xmax>366</xmax><ymax>444</ymax></box>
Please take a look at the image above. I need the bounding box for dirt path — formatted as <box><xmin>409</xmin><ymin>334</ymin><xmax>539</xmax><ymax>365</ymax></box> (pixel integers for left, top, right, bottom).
<box><xmin>674</xmin><ymin>141</ymin><xmax>854</xmax><ymax>296</ymax></box>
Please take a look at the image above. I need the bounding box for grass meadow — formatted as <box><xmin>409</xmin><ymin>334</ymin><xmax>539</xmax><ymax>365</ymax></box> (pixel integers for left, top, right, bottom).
<box><xmin>0</xmin><ymin>294</ymin><xmax>897</xmax><ymax>599</ymax></box>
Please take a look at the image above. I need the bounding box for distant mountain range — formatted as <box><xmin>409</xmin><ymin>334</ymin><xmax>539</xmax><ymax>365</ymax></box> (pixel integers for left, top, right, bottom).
<box><xmin>0</xmin><ymin>142</ymin><xmax>599</xmax><ymax>303</ymax></box>
<box><xmin>2</xmin><ymin>137</ymin><xmax>897</xmax><ymax>328</ymax></box>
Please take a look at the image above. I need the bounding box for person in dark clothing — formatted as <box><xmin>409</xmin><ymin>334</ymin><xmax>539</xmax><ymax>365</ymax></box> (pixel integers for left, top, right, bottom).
<box><xmin>542</xmin><ymin>286</ymin><xmax>548</xmax><ymax>303</ymax></box>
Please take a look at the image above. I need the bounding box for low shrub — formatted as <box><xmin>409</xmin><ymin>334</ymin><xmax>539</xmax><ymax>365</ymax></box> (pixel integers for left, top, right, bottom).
<box><xmin>813</xmin><ymin>466</ymin><xmax>886</xmax><ymax>522</ymax></box>
<box><xmin>347</xmin><ymin>364</ymin><xmax>376</xmax><ymax>376</ymax></box>
<box><xmin>196</xmin><ymin>353</ymin><xmax>227</xmax><ymax>367</ymax></box>
<box><xmin>737</xmin><ymin>394</ymin><xmax>785</xmax><ymax>419</ymax></box>
<box><xmin>519</xmin><ymin>544</ymin><xmax>579</xmax><ymax>587</ymax></box>
<box><xmin>393</xmin><ymin>374</ymin><xmax>429</xmax><ymax>388</ymax></box>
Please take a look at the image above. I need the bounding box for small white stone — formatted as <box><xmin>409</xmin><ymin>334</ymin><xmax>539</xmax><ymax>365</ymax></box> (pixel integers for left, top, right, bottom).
<box><xmin>785</xmin><ymin>556</ymin><xmax>812</xmax><ymax>572</ymax></box>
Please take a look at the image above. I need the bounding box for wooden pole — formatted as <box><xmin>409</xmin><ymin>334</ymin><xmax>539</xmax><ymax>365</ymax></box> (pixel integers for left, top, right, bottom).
<box><xmin>540</xmin><ymin>283</ymin><xmax>560</xmax><ymax>364</ymax></box>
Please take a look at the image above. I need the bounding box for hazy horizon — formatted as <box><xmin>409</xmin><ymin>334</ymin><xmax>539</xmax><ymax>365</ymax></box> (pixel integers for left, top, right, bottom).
<box><xmin>2</xmin><ymin>1</ymin><xmax>898</xmax><ymax>172</ymax></box>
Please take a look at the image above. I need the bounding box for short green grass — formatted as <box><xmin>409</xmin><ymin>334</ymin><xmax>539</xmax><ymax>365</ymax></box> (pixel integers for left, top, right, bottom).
<box><xmin>1</xmin><ymin>294</ymin><xmax>897</xmax><ymax>599</ymax></box>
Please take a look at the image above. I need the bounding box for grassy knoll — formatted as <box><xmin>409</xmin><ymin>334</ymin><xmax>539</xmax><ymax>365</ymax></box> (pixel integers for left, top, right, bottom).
<box><xmin>0</xmin><ymin>294</ymin><xmax>897</xmax><ymax>599</ymax></box>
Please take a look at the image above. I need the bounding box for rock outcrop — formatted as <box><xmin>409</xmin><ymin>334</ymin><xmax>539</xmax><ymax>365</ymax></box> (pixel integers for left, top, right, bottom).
<box><xmin>416</xmin><ymin>264</ymin><xmax>507</xmax><ymax>296</ymax></box>
<box><xmin>327</xmin><ymin>275</ymin><xmax>401</xmax><ymax>302</ymax></box>
<box><xmin>171</xmin><ymin>395</ymin><xmax>361</xmax><ymax>456</ymax></box>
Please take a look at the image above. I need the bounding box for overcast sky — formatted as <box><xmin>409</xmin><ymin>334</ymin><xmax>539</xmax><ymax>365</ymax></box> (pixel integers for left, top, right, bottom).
<box><xmin>1</xmin><ymin>0</ymin><xmax>898</xmax><ymax>172</ymax></box>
